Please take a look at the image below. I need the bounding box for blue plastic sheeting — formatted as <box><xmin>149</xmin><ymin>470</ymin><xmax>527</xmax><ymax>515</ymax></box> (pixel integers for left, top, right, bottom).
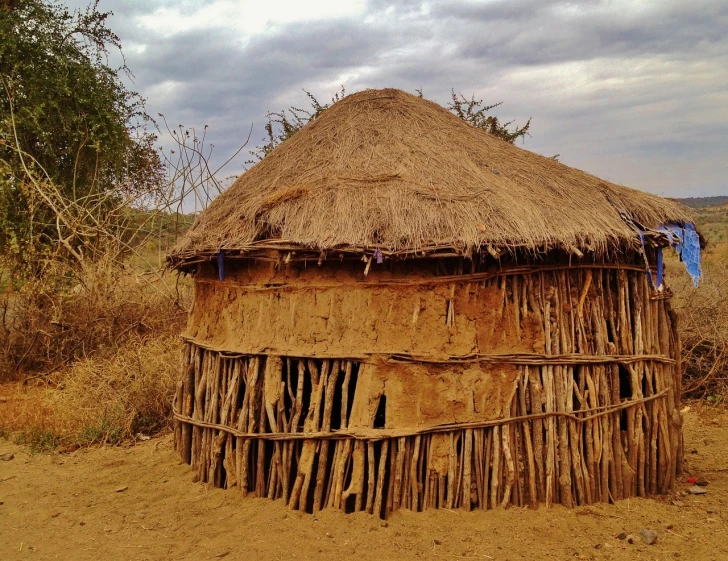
<box><xmin>658</xmin><ymin>223</ymin><xmax>702</xmax><ymax>287</ymax></box>
<box><xmin>216</xmin><ymin>250</ymin><xmax>225</xmax><ymax>281</ymax></box>
<box><xmin>656</xmin><ymin>246</ymin><xmax>664</xmax><ymax>288</ymax></box>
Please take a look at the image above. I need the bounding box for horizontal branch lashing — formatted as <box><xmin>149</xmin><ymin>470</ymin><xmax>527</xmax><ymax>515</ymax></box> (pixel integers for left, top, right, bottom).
<box><xmin>387</xmin><ymin>353</ymin><xmax>676</xmax><ymax>366</ymax></box>
<box><xmin>194</xmin><ymin>263</ymin><xmax>655</xmax><ymax>290</ymax></box>
<box><xmin>174</xmin><ymin>390</ymin><xmax>669</xmax><ymax>442</ymax></box>
<box><xmin>180</xmin><ymin>337</ymin><xmax>675</xmax><ymax>365</ymax></box>
<box><xmin>169</xmin><ymin>236</ymin><xmax>655</xmax><ymax>267</ymax></box>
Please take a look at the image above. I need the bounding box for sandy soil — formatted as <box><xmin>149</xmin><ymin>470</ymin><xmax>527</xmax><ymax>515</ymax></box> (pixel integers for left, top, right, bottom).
<box><xmin>1</xmin><ymin>410</ymin><xmax>726</xmax><ymax>561</ymax></box>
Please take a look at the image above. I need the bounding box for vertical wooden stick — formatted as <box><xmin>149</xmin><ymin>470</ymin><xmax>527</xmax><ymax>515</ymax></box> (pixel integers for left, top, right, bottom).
<box><xmin>410</xmin><ymin>435</ymin><xmax>421</xmax><ymax>512</ymax></box>
<box><xmin>462</xmin><ymin>429</ymin><xmax>473</xmax><ymax>511</ymax></box>
<box><xmin>366</xmin><ymin>441</ymin><xmax>376</xmax><ymax>514</ymax></box>
<box><xmin>490</xmin><ymin>425</ymin><xmax>501</xmax><ymax>509</ymax></box>
<box><xmin>373</xmin><ymin>440</ymin><xmax>390</xmax><ymax>518</ymax></box>
<box><xmin>314</xmin><ymin>360</ymin><xmax>340</xmax><ymax>511</ymax></box>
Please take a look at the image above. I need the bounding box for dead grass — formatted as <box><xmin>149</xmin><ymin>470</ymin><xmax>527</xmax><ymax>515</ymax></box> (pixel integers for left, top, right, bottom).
<box><xmin>53</xmin><ymin>334</ymin><xmax>182</xmax><ymax>441</ymax></box>
<box><xmin>0</xmin><ymin>251</ymin><xmax>191</xmax><ymax>451</ymax></box>
<box><xmin>0</xmin><ymin>384</ymin><xmax>65</xmax><ymax>452</ymax></box>
<box><xmin>670</xmin><ymin>257</ymin><xmax>728</xmax><ymax>402</ymax></box>
<box><xmin>0</xmin><ymin>334</ymin><xmax>182</xmax><ymax>451</ymax></box>
<box><xmin>0</xmin><ymin>253</ymin><xmax>189</xmax><ymax>380</ymax></box>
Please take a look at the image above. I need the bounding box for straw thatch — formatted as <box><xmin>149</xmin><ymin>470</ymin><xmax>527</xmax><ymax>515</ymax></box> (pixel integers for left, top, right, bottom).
<box><xmin>168</xmin><ymin>88</ymin><xmax>692</xmax><ymax>268</ymax></box>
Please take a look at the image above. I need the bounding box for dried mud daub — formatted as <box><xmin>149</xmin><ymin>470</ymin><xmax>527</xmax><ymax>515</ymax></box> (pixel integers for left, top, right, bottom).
<box><xmin>167</xmin><ymin>89</ymin><xmax>700</xmax><ymax>517</ymax></box>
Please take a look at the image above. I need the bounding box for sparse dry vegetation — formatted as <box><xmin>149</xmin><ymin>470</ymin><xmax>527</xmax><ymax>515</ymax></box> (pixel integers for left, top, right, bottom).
<box><xmin>671</xmin><ymin>243</ymin><xmax>728</xmax><ymax>402</ymax></box>
<box><xmin>0</xmin><ymin>258</ymin><xmax>191</xmax><ymax>450</ymax></box>
<box><xmin>0</xmin><ymin>1</ymin><xmax>236</xmax><ymax>450</ymax></box>
<box><xmin>0</xmin><ymin>255</ymin><xmax>188</xmax><ymax>376</ymax></box>
<box><xmin>50</xmin><ymin>334</ymin><xmax>183</xmax><ymax>442</ymax></box>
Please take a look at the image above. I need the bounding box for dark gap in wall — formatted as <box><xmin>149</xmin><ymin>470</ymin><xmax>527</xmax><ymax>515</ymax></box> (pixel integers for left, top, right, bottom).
<box><xmin>330</xmin><ymin>365</ymin><xmax>345</xmax><ymax>430</ymax></box>
<box><xmin>572</xmin><ymin>366</ymin><xmax>582</xmax><ymax>410</ymax></box>
<box><xmin>618</xmin><ymin>364</ymin><xmax>632</xmax><ymax>431</ymax></box>
<box><xmin>374</xmin><ymin>394</ymin><xmax>387</xmax><ymax>429</ymax></box>
<box><xmin>264</xmin><ymin>439</ymin><xmax>275</xmax><ymax>490</ymax></box>
<box><xmin>346</xmin><ymin>363</ymin><xmax>360</xmax><ymax>428</ymax></box>
<box><xmin>235</xmin><ymin>363</ymin><xmax>246</xmax><ymax>414</ymax></box>
<box><xmin>618</xmin><ymin>364</ymin><xmax>632</xmax><ymax>399</ymax></box>
<box><xmin>620</xmin><ymin>410</ymin><xmax>629</xmax><ymax>431</ymax></box>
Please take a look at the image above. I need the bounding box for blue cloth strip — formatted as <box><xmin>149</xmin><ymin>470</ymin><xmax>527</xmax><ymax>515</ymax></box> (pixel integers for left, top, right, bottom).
<box><xmin>656</xmin><ymin>246</ymin><xmax>663</xmax><ymax>288</ymax></box>
<box><xmin>217</xmin><ymin>250</ymin><xmax>225</xmax><ymax>281</ymax></box>
<box><xmin>657</xmin><ymin>223</ymin><xmax>702</xmax><ymax>287</ymax></box>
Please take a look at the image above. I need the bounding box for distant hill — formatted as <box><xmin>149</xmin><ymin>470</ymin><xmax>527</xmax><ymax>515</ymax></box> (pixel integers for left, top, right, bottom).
<box><xmin>673</xmin><ymin>196</ymin><xmax>728</xmax><ymax>208</ymax></box>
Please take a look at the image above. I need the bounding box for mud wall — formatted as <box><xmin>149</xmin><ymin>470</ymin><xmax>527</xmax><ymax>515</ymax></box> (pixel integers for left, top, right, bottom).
<box><xmin>174</xmin><ymin>257</ymin><xmax>683</xmax><ymax>516</ymax></box>
<box><xmin>186</xmin><ymin>258</ymin><xmax>544</xmax><ymax>357</ymax></box>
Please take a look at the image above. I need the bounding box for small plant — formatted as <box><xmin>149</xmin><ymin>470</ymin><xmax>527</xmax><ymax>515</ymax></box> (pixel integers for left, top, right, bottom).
<box><xmin>75</xmin><ymin>419</ymin><xmax>124</xmax><ymax>447</ymax></box>
<box><xmin>15</xmin><ymin>427</ymin><xmax>62</xmax><ymax>454</ymax></box>
<box><xmin>249</xmin><ymin>87</ymin><xmax>346</xmax><ymax>162</ymax></box>
<box><xmin>447</xmin><ymin>90</ymin><xmax>531</xmax><ymax>144</ymax></box>
<box><xmin>706</xmin><ymin>394</ymin><xmax>724</xmax><ymax>405</ymax></box>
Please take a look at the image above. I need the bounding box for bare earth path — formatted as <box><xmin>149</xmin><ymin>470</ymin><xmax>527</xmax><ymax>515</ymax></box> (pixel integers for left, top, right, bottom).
<box><xmin>1</xmin><ymin>411</ymin><xmax>726</xmax><ymax>561</ymax></box>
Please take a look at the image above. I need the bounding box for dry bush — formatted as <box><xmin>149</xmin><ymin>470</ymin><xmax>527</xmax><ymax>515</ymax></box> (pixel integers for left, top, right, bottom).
<box><xmin>0</xmin><ymin>383</ymin><xmax>66</xmax><ymax>451</ymax></box>
<box><xmin>49</xmin><ymin>334</ymin><xmax>182</xmax><ymax>445</ymax></box>
<box><xmin>0</xmin><ymin>334</ymin><xmax>182</xmax><ymax>450</ymax></box>
<box><xmin>670</xmin><ymin>260</ymin><xmax>728</xmax><ymax>401</ymax></box>
<box><xmin>0</xmin><ymin>249</ymin><xmax>192</xmax><ymax>449</ymax></box>
<box><xmin>0</xmin><ymin>253</ymin><xmax>190</xmax><ymax>381</ymax></box>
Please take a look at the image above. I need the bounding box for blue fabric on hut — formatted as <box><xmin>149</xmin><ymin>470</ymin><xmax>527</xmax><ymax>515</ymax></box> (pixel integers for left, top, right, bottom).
<box><xmin>658</xmin><ymin>223</ymin><xmax>702</xmax><ymax>287</ymax></box>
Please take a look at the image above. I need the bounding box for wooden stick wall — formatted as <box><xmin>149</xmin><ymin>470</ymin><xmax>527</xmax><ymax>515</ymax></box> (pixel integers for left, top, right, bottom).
<box><xmin>173</xmin><ymin>267</ymin><xmax>681</xmax><ymax>517</ymax></box>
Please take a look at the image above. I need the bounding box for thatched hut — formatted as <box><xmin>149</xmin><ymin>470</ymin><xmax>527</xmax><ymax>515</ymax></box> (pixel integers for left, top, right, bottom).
<box><xmin>168</xmin><ymin>88</ymin><xmax>700</xmax><ymax>517</ymax></box>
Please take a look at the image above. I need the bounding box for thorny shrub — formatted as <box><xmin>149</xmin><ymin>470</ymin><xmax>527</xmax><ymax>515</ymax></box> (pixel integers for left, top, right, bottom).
<box><xmin>0</xmin><ymin>251</ymin><xmax>191</xmax><ymax>449</ymax></box>
<box><xmin>0</xmin><ymin>252</ymin><xmax>189</xmax><ymax>379</ymax></box>
<box><xmin>670</xmin><ymin>260</ymin><xmax>728</xmax><ymax>402</ymax></box>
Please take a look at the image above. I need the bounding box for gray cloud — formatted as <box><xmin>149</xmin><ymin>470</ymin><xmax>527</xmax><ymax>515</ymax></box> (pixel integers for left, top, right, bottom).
<box><xmin>440</xmin><ymin>0</ymin><xmax>728</xmax><ymax>66</ymax></box>
<box><xmin>67</xmin><ymin>0</ymin><xmax>728</xmax><ymax>196</ymax></box>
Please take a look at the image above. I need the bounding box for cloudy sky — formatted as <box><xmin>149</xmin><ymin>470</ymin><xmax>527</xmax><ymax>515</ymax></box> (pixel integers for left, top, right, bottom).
<box><xmin>69</xmin><ymin>0</ymin><xmax>727</xmax><ymax>197</ymax></box>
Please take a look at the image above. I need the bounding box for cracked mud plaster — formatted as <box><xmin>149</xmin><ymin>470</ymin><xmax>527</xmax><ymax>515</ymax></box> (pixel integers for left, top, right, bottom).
<box><xmin>347</xmin><ymin>358</ymin><xmax>519</xmax><ymax>431</ymax></box>
<box><xmin>186</xmin><ymin>259</ymin><xmax>544</xmax><ymax>358</ymax></box>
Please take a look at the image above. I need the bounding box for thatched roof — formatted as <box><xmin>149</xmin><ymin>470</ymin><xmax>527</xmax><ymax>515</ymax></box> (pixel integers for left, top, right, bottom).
<box><xmin>168</xmin><ymin>88</ymin><xmax>694</xmax><ymax>268</ymax></box>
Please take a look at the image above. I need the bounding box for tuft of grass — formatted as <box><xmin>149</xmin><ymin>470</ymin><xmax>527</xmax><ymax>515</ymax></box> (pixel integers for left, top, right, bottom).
<box><xmin>74</xmin><ymin>419</ymin><xmax>124</xmax><ymax>447</ymax></box>
<box><xmin>15</xmin><ymin>428</ymin><xmax>63</xmax><ymax>454</ymax></box>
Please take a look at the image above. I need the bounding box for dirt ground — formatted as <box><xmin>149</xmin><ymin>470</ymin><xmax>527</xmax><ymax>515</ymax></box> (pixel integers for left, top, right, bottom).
<box><xmin>1</xmin><ymin>410</ymin><xmax>726</xmax><ymax>561</ymax></box>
